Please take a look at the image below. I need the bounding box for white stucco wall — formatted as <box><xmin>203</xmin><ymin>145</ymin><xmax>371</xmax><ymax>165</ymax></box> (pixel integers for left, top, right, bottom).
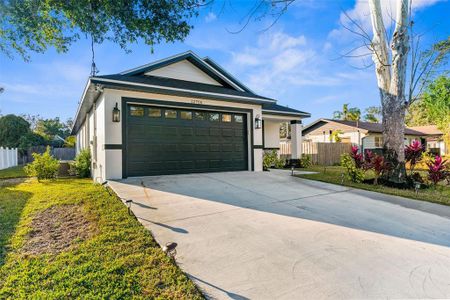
<box><xmin>263</xmin><ymin>120</ymin><xmax>280</xmax><ymax>149</ymax></box>
<box><xmin>305</xmin><ymin>131</ymin><xmax>365</xmax><ymax>145</ymax></box>
<box><xmin>98</xmin><ymin>88</ymin><xmax>264</xmax><ymax>179</ymax></box>
<box><xmin>145</xmin><ymin>60</ymin><xmax>222</xmax><ymax>86</ymax></box>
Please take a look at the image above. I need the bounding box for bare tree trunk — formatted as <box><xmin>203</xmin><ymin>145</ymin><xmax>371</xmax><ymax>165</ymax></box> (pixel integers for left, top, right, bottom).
<box><xmin>369</xmin><ymin>0</ymin><xmax>409</xmax><ymax>183</ymax></box>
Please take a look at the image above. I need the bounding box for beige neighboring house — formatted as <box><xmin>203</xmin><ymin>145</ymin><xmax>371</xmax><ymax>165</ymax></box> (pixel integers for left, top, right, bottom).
<box><xmin>302</xmin><ymin>119</ymin><xmax>424</xmax><ymax>153</ymax></box>
<box><xmin>409</xmin><ymin>125</ymin><xmax>447</xmax><ymax>155</ymax></box>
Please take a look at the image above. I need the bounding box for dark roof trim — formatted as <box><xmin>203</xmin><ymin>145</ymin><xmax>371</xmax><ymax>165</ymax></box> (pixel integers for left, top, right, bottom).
<box><xmin>262</xmin><ymin>110</ymin><xmax>310</xmax><ymax>118</ymax></box>
<box><xmin>90</xmin><ymin>77</ymin><xmax>274</xmax><ymax>103</ymax></box>
<box><xmin>119</xmin><ymin>51</ymin><xmax>246</xmax><ymax>92</ymax></box>
<box><xmin>203</xmin><ymin>57</ymin><xmax>254</xmax><ymax>93</ymax></box>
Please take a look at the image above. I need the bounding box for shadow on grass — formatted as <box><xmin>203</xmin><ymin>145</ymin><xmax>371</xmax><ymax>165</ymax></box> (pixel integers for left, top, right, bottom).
<box><xmin>0</xmin><ymin>180</ymin><xmax>32</xmax><ymax>267</ymax></box>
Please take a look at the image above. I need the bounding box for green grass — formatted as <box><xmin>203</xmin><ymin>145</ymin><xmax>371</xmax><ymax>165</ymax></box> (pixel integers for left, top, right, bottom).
<box><xmin>0</xmin><ymin>166</ymin><xmax>27</xmax><ymax>179</ymax></box>
<box><xmin>0</xmin><ymin>179</ymin><xmax>203</xmax><ymax>299</ymax></box>
<box><xmin>296</xmin><ymin>166</ymin><xmax>450</xmax><ymax>206</ymax></box>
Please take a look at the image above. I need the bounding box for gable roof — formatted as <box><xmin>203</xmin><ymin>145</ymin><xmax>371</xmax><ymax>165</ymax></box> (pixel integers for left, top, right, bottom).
<box><xmin>303</xmin><ymin>118</ymin><xmax>425</xmax><ymax>136</ymax></box>
<box><xmin>409</xmin><ymin>125</ymin><xmax>443</xmax><ymax>136</ymax></box>
<box><xmin>120</xmin><ymin>51</ymin><xmax>249</xmax><ymax>92</ymax></box>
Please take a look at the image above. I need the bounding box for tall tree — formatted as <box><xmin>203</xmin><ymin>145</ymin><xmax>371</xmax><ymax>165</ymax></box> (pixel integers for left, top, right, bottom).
<box><xmin>405</xmin><ymin>100</ymin><xmax>432</xmax><ymax>126</ymax></box>
<box><xmin>368</xmin><ymin>0</ymin><xmax>410</xmax><ymax>181</ymax></box>
<box><xmin>0</xmin><ymin>115</ymin><xmax>31</xmax><ymax>148</ymax></box>
<box><xmin>333</xmin><ymin>103</ymin><xmax>361</xmax><ymax>121</ymax></box>
<box><xmin>363</xmin><ymin>106</ymin><xmax>382</xmax><ymax>123</ymax></box>
<box><xmin>0</xmin><ymin>0</ymin><xmax>201</xmax><ymax>61</ymax></box>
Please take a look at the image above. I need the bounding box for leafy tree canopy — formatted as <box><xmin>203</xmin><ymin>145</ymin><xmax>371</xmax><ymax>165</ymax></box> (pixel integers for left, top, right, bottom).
<box><xmin>0</xmin><ymin>0</ymin><xmax>201</xmax><ymax>60</ymax></box>
<box><xmin>363</xmin><ymin>106</ymin><xmax>382</xmax><ymax>123</ymax></box>
<box><xmin>333</xmin><ymin>103</ymin><xmax>361</xmax><ymax>121</ymax></box>
<box><xmin>405</xmin><ymin>100</ymin><xmax>433</xmax><ymax>126</ymax></box>
<box><xmin>0</xmin><ymin>114</ymin><xmax>31</xmax><ymax>148</ymax></box>
<box><xmin>35</xmin><ymin>117</ymin><xmax>71</xmax><ymax>144</ymax></box>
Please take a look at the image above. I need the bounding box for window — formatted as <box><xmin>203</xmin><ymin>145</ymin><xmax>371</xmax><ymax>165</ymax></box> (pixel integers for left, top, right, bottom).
<box><xmin>208</xmin><ymin>113</ymin><xmax>219</xmax><ymax>122</ymax></box>
<box><xmin>130</xmin><ymin>106</ymin><xmax>144</xmax><ymax>116</ymax></box>
<box><xmin>234</xmin><ymin>115</ymin><xmax>243</xmax><ymax>123</ymax></box>
<box><xmin>165</xmin><ymin>109</ymin><xmax>177</xmax><ymax>119</ymax></box>
<box><xmin>180</xmin><ymin>111</ymin><xmax>192</xmax><ymax>120</ymax></box>
<box><xmin>374</xmin><ymin>136</ymin><xmax>383</xmax><ymax>148</ymax></box>
<box><xmin>148</xmin><ymin>108</ymin><xmax>161</xmax><ymax>118</ymax></box>
<box><xmin>222</xmin><ymin>114</ymin><xmax>232</xmax><ymax>122</ymax></box>
<box><xmin>194</xmin><ymin>112</ymin><xmax>206</xmax><ymax>120</ymax></box>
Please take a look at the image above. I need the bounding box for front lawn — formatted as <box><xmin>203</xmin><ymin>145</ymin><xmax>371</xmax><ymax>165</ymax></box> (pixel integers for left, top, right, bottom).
<box><xmin>296</xmin><ymin>166</ymin><xmax>450</xmax><ymax>206</ymax></box>
<box><xmin>0</xmin><ymin>179</ymin><xmax>203</xmax><ymax>299</ymax></box>
<box><xmin>0</xmin><ymin>165</ymin><xmax>27</xmax><ymax>179</ymax></box>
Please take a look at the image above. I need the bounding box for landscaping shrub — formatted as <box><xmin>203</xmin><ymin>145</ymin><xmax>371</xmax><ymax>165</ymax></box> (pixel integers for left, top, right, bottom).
<box><xmin>405</xmin><ymin>140</ymin><xmax>423</xmax><ymax>174</ymax></box>
<box><xmin>70</xmin><ymin>149</ymin><xmax>91</xmax><ymax>178</ymax></box>
<box><xmin>24</xmin><ymin>146</ymin><xmax>59</xmax><ymax>181</ymax></box>
<box><xmin>427</xmin><ymin>155</ymin><xmax>448</xmax><ymax>186</ymax></box>
<box><xmin>299</xmin><ymin>154</ymin><xmax>312</xmax><ymax>168</ymax></box>
<box><xmin>341</xmin><ymin>153</ymin><xmax>365</xmax><ymax>183</ymax></box>
<box><xmin>263</xmin><ymin>150</ymin><xmax>285</xmax><ymax>170</ymax></box>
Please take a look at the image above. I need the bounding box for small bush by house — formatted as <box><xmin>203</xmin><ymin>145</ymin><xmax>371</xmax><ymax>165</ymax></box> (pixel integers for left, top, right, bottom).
<box><xmin>24</xmin><ymin>146</ymin><xmax>59</xmax><ymax>181</ymax></box>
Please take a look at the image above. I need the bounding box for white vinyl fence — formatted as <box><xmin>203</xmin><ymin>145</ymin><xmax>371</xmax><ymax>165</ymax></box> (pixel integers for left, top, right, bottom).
<box><xmin>0</xmin><ymin>147</ymin><xmax>18</xmax><ymax>170</ymax></box>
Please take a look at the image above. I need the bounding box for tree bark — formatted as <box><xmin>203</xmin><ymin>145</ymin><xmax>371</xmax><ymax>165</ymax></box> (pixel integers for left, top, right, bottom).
<box><xmin>369</xmin><ymin>0</ymin><xmax>409</xmax><ymax>183</ymax></box>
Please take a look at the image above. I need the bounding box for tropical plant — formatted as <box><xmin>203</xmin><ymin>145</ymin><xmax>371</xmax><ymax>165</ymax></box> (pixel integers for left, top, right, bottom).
<box><xmin>350</xmin><ymin>145</ymin><xmax>364</xmax><ymax>169</ymax></box>
<box><xmin>299</xmin><ymin>154</ymin><xmax>312</xmax><ymax>168</ymax></box>
<box><xmin>372</xmin><ymin>154</ymin><xmax>388</xmax><ymax>185</ymax></box>
<box><xmin>427</xmin><ymin>155</ymin><xmax>448</xmax><ymax>186</ymax></box>
<box><xmin>333</xmin><ymin>103</ymin><xmax>361</xmax><ymax>121</ymax></box>
<box><xmin>70</xmin><ymin>149</ymin><xmax>91</xmax><ymax>178</ymax></box>
<box><xmin>341</xmin><ymin>153</ymin><xmax>365</xmax><ymax>183</ymax></box>
<box><xmin>24</xmin><ymin>146</ymin><xmax>59</xmax><ymax>181</ymax></box>
<box><xmin>330</xmin><ymin>130</ymin><xmax>343</xmax><ymax>142</ymax></box>
<box><xmin>363</xmin><ymin>106</ymin><xmax>382</xmax><ymax>123</ymax></box>
<box><xmin>405</xmin><ymin>140</ymin><xmax>424</xmax><ymax>175</ymax></box>
<box><xmin>263</xmin><ymin>150</ymin><xmax>284</xmax><ymax>170</ymax></box>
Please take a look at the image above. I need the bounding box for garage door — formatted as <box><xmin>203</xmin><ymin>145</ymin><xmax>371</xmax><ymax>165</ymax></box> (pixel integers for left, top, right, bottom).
<box><xmin>125</xmin><ymin>104</ymin><xmax>248</xmax><ymax>176</ymax></box>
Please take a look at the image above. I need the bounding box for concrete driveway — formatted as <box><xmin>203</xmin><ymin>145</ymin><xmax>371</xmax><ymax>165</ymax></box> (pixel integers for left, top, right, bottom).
<box><xmin>109</xmin><ymin>170</ymin><xmax>450</xmax><ymax>299</ymax></box>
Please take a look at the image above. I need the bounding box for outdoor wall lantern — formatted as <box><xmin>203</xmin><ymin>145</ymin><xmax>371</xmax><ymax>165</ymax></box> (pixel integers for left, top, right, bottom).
<box><xmin>255</xmin><ymin>114</ymin><xmax>262</xmax><ymax>129</ymax></box>
<box><xmin>112</xmin><ymin>102</ymin><xmax>120</xmax><ymax>122</ymax></box>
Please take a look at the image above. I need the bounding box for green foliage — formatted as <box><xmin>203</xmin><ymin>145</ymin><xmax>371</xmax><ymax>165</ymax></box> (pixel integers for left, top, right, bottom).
<box><xmin>422</xmin><ymin>76</ymin><xmax>450</xmax><ymax>153</ymax></box>
<box><xmin>64</xmin><ymin>136</ymin><xmax>76</xmax><ymax>148</ymax></box>
<box><xmin>0</xmin><ymin>115</ymin><xmax>30</xmax><ymax>149</ymax></box>
<box><xmin>0</xmin><ymin>179</ymin><xmax>202</xmax><ymax>298</ymax></box>
<box><xmin>70</xmin><ymin>150</ymin><xmax>91</xmax><ymax>178</ymax></box>
<box><xmin>363</xmin><ymin>106</ymin><xmax>382</xmax><ymax>123</ymax></box>
<box><xmin>24</xmin><ymin>147</ymin><xmax>59</xmax><ymax>181</ymax></box>
<box><xmin>35</xmin><ymin>117</ymin><xmax>71</xmax><ymax>146</ymax></box>
<box><xmin>405</xmin><ymin>100</ymin><xmax>433</xmax><ymax>126</ymax></box>
<box><xmin>341</xmin><ymin>153</ymin><xmax>365</xmax><ymax>183</ymax></box>
<box><xmin>1</xmin><ymin>0</ymin><xmax>199</xmax><ymax>61</ymax></box>
<box><xmin>263</xmin><ymin>150</ymin><xmax>285</xmax><ymax>170</ymax></box>
<box><xmin>299</xmin><ymin>154</ymin><xmax>312</xmax><ymax>168</ymax></box>
<box><xmin>330</xmin><ymin>130</ymin><xmax>343</xmax><ymax>142</ymax></box>
<box><xmin>333</xmin><ymin>103</ymin><xmax>361</xmax><ymax>121</ymax></box>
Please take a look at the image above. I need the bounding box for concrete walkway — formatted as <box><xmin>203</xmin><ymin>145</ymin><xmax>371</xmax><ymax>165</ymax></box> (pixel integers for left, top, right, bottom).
<box><xmin>109</xmin><ymin>171</ymin><xmax>450</xmax><ymax>299</ymax></box>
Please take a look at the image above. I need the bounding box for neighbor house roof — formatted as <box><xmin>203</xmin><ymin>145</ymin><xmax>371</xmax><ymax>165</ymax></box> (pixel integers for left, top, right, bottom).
<box><xmin>409</xmin><ymin>125</ymin><xmax>443</xmax><ymax>136</ymax></box>
<box><xmin>262</xmin><ymin>103</ymin><xmax>311</xmax><ymax>117</ymax></box>
<box><xmin>303</xmin><ymin>118</ymin><xmax>425</xmax><ymax>136</ymax></box>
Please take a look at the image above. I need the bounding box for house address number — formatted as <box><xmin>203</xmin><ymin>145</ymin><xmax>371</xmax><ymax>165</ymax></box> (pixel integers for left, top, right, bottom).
<box><xmin>191</xmin><ymin>99</ymin><xmax>203</xmax><ymax>105</ymax></box>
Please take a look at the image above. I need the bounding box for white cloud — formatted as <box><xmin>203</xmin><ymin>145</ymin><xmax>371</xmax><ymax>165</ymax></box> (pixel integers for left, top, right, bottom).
<box><xmin>204</xmin><ymin>12</ymin><xmax>217</xmax><ymax>23</ymax></box>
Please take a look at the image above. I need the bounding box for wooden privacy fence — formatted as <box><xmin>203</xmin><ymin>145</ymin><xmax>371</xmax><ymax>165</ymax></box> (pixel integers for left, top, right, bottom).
<box><xmin>0</xmin><ymin>147</ymin><xmax>18</xmax><ymax>170</ymax></box>
<box><xmin>23</xmin><ymin>146</ymin><xmax>76</xmax><ymax>163</ymax></box>
<box><xmin>280</xmin><ymin>141</ymin><xmax>352</xmax><ymax>165</ymax></box>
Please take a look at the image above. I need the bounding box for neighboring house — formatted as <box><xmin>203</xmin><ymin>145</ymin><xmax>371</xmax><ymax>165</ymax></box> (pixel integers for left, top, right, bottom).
<box><xmin>409</xmin><ymin>125</ymin><xmax>447</xmax><ymax>155</ymax></box>
<box><xmin>71</xmin><ymin>51</ymin><xmax>310</xmax><ymax>181</ymax></box>
<box><xmin>302</xmin><ymin>119</ymin><xmax>424</xmax><ymax>152</ymax></box>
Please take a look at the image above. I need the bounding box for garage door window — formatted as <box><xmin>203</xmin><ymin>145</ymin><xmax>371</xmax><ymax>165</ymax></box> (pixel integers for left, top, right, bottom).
<box><xmin>180</xmin><ymin>111</ymin><xmax>192</xmax><ymax>120</ymax></box>
<box><xmin>234</xmin><ymin>115</ymin><xmax>243</xmax><ymax>123</ymax></box>
<box><xmin>130</xmin><ymin>106</ymin><xmax>144</xmax><ymax>116</ymax></box>
<box><xmin>222</xmin><ymin>114</ymin><xmax>232</xmax><ymax>122</ymax></box>
<box><xmin>148</xmin><ymin>108</ymin><xmax>161</xmax><ymax>118</ymax></box>
<box><xmin>194</xmin><ymin>112</ymin><xmax>206</xmax><ymax>120</ymax></box>
<box><xmin>165</xmin><ymin>110</ymin><xmax>177</xmax><ymax>119</ymax></box>
<box><xmin>208</xmin><ymin>113</ymin><xmax>219</xmax><ymax>122</ymax></box>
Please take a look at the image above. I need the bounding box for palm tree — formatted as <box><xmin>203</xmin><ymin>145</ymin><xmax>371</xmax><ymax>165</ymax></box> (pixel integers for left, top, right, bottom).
<box><xmin>333</xmin><ymin>103</ymin><xmax>361</xmax><ymax>121</ymax></box>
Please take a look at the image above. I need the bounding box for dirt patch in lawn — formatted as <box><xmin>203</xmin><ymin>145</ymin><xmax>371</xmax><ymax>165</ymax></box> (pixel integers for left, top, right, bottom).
<box><xmin>22</xmin><ymin>204</ymin><xmax>97</xmax><ymax>255</ymax></box>
<box><xmin>0</xmin><ymin>178</ymin><xmax>27</xmax><ymax>187</ymax></box>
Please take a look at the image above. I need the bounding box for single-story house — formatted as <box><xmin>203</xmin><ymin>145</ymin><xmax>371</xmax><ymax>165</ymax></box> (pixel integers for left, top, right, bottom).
<box><xmin>409</xmin><ymin>125</ymin><xmax>447</xmax><ymax>155</ymax></box>
<box><xmin>302</xmin><ymin>119</ymin><xmax>424</xmax><ymax>152</ymax></box>
<box><xmin>71</xmin><ymin>51</ymin><xmax>310</xmax><ymax>181</ymax></box>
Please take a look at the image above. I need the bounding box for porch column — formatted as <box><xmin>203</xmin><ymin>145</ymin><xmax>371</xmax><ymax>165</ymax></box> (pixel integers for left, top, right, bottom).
<box><xmin>290</xmin><ymin>120</ymin><xmax>303</xmax><ymax>159</ymax></box>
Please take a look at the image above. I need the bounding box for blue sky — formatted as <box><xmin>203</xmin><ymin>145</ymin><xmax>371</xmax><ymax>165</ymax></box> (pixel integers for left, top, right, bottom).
<box><xmin>0</xmin><ymin>0</ymin><xmax>449</xmax><ymax>125</ymax></box>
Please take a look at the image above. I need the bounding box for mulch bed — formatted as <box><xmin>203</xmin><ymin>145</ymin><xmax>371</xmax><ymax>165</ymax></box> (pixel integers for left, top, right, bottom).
<box><xmin>22</xmin><ymin>204</ymin><xmax>97</xmax><ymax>256</ymax></box>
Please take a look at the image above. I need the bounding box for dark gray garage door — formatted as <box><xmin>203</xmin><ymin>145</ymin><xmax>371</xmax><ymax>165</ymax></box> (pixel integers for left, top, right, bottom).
<box><xmin>125</xmin><ymin>104</ymin><xmax>248</xmax><ymax>176</ymax></box>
